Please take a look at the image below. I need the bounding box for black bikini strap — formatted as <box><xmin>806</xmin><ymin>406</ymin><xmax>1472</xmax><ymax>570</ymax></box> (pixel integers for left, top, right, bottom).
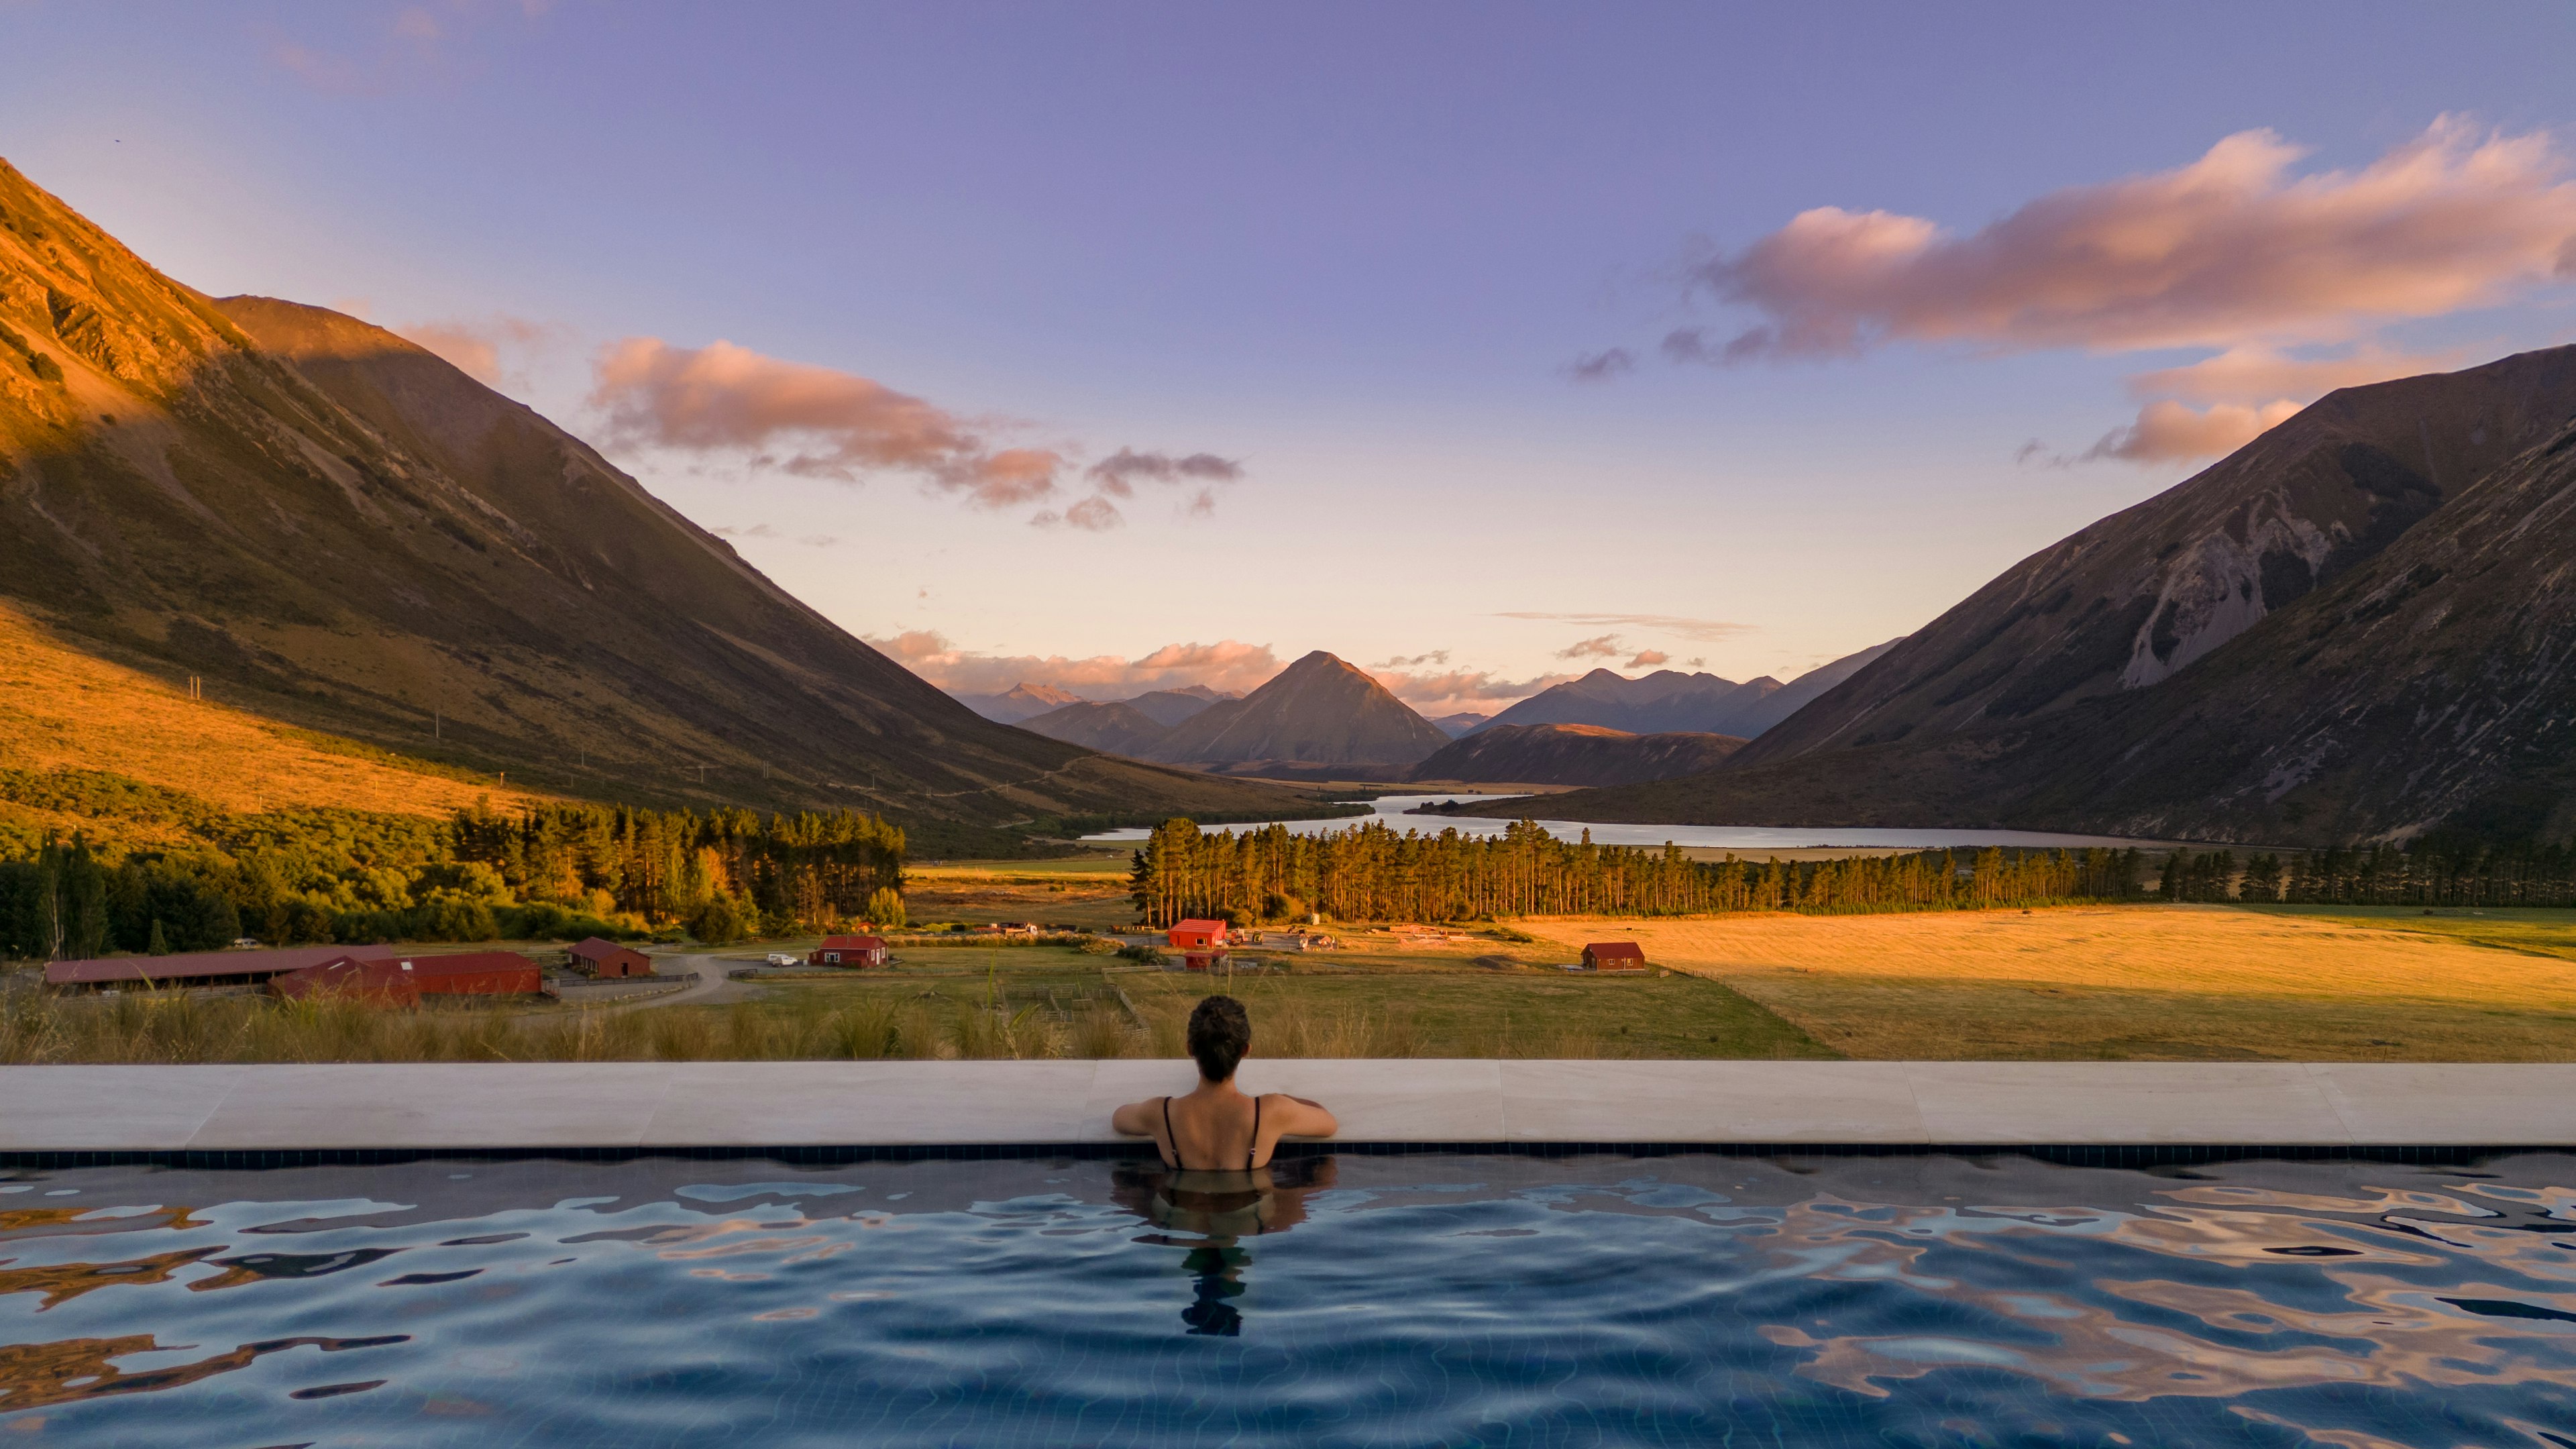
<box><xmin>1248</xmin><ymin>1095</ymin><xmax>1261</xmax><ymax>1170</ymax></box>
<box><xmin>1161</xmin><ymin>1096</ymin><xmax>1178</xmax><ymax>1169</ymax></box>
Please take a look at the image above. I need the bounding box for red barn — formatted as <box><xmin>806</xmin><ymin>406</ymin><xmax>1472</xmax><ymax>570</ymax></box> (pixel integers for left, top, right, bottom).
<box><xmin>810</xmin><ymin>934</ymin><xmax>889</xmax><ymax>967</ymax></box>
<box><xmin>393</xmin><ymin>951</ymin><xmax>545</xmax><ymax>996</ymax></box>
<box><xmin>270</xmin><ymin>955</ymin><xmax>421</xmax><ymax>1006</ymax></box>
<box><xmin>1581</xmin><ymin>942</ymin><xmax>1648</xmax><ymax>973</ymax></box>
<box><xmin>569</xmin><ymin>936</ymin><xmax>653</xmax><ymax>978</ymax></box>
<box><xmin>1168</xmin><ymin>919</ymin><xmax>1228</xmax><ymax>951</ymax></box>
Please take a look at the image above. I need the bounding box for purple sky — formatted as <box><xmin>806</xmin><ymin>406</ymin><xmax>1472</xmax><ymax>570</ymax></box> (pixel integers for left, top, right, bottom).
<box><xmin>6</xmin><ymin>1</ymin><xmax>2573</xmax><ymax>711</ymax></box>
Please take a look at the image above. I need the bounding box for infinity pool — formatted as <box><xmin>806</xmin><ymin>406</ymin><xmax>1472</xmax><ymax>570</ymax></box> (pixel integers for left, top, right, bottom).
<box><xmin>1</xmin><ymin>1151</ymin><xmax>2570</xmax><ymax>1446</ymax></box>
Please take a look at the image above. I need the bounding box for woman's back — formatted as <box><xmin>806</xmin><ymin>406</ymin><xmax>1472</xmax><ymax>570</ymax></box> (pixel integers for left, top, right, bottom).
<box><xmin>1157</xmin><ymin>1090</ymin><xmax>1272</xmax><ymax>1171</ymax></box>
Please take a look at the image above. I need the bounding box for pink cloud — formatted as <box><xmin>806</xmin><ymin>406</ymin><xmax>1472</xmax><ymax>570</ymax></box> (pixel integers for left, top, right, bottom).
<box><xmin>1625</xmin><ymin>649</ymin><xmax>1671</xmax><ymax>668</ymax></box>
<box><xmin>590</xmin><ymin>337</ymin><xmax>1242</xmax><ymax>523</ymax></box>
<box><xmin>874</xmin><ymin>631</ymin><xmax>1282</xmax><ymax>697</ymax></box>
<box><xmin>2123</xmin><ymin>343</ymin><xmax>2460</xmax><ymax>405</ymax></box>
<box><xmin>1555</xmin><ymin>633</ymin><xmax>1623</xmax><ymax>660</ymax></box>
<box><xmin>1687</xmin><ymin>117</ymin><xmax>2576</xmax><ymax>361</ymax></box>
<box><xmin>589</xmin><ymin>337</ymin><xmax>1063</xmax><ymax>508</ymax></box>
<box><xmin>1371</xmin><ymin>666</ymin><xmax>1574</xmax><ymax>716</ymax></box>
<box><xmin>394</xmin><ymin>315</ymin><xmax>559</xmax><ymax>390</ymax></box>
<box><xmin>2083</xmin><ymin>398</ymin><xmax>2305</xmax><ymax>464</ymax></box>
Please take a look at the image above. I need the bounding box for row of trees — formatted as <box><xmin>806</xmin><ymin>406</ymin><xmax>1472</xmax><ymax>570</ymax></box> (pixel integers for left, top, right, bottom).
<box><xmin>2164</xmin><ymin>844</ymin><xmax>2576</xmax><ymax>906</ymax></box>
<box><xmin>0</xmin><ymin>783</ymin><xmax>908</xmax><ymax>959</ymax></box>
<box><xmin>1127</xmin><ymin>818</ymin><xmax>2147</xmax><ymax>926</ymax></box>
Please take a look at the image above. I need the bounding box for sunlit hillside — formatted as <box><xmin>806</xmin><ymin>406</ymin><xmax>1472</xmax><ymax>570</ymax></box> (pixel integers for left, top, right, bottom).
<box><xmin>0</xmin><ymin>600</ymin><xmax>544</xmax><ymax>849</ymax></box>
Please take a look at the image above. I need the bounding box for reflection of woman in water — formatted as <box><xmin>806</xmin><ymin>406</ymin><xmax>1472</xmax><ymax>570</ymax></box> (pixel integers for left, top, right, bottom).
<box><xmin>1109</xmin><ymin>996</ymin><xmax>1340</xmax><ymax>1335</ymax></box>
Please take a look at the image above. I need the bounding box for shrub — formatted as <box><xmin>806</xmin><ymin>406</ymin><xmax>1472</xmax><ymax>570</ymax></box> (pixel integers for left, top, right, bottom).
<box><xmin>864</xmin><ymin>887</ymin><xmax>906</xmax><ymax>930</ymax></box>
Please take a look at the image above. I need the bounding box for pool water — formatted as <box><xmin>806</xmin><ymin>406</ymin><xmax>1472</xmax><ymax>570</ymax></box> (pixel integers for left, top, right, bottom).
<box><xmin>1</xmin><ymin>1152</ymin><xmax>2571</xmax><ymax>1446</ymax></box>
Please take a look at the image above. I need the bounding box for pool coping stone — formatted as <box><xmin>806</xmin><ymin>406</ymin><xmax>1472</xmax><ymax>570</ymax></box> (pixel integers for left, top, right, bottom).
<box><xmin>1</xmin><ymin>1061</ymin><xmax>2567</xmax><ymax>1152</ymax></box>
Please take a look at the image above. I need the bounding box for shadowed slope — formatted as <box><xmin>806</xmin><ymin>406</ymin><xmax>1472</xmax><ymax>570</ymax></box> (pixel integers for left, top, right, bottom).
<box><xmin>1148</xmin><ymin>651</ymin><xmax>1450</xmax><ymax>769</ymax></box>
<box><xmin>1410</xmin><ymin>723</ymin><xmax>1744</xmax><ymax>788</ymax></box>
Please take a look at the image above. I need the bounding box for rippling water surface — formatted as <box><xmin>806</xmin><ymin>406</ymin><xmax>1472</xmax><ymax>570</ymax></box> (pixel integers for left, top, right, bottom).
<box><xmin>2</xmin><ymin>1152</ymin><xmax>2571</xmax><ymax>1446</ymax></box>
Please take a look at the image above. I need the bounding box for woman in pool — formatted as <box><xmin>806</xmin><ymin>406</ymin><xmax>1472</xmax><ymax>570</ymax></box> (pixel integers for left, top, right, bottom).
<box><xmin>1112</xmin><ymin>995</ymin><xmax>1338</xmax><ymax>1170</ymax></box>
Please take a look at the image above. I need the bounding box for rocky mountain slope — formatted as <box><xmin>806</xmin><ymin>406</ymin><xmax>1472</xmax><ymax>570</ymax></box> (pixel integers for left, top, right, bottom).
<box><xmin>1410</xmin><ymin>722</ymin><xmax>1743</xmax><ymax>788</ymax></box>
<box><xmin>1537</xmin><ymin>349</ymin><xmax>2576</xmax><ymax>847</ymax></box>
<box><xmin>1733</xmin><ymin>348</ymin><xmax>2576</xmax><ymax>770</ymax></box>
<box><xmin>0</xmin><ymin>158</ymin><xmax>1309</xmax><ymax>843</ymax></box>
<box><xmin>1123</xmin><ymin>687</ymin><xmax>1227</xmax><ymax>728</ymax></box>
<box><xmin>1145</xmin><ymin>651</ymin><xmax>1450</xmax><ymax>771</ymax></box>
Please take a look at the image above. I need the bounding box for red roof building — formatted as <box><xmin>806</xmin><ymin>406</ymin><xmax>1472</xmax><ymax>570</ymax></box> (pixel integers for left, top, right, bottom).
<box><xmin>1581</xmin><ymin>941</ymin><xmax>1648</xmax><ymax>972</ymax></box>
<box><xmin>270</xmin><ymin>955</ymin><xmax>422</xmax><ymax>1005</ymax></box>
<box><xmin>46</xmin><ymin>946</ymin><xmax>352</xmax><ymax>991</ymax></box>
<box><xmin>268</xmin><ymin>950</ymin><xmax>543</xmax><ymax>1004</ymax></box>
<box><xmin>1168</xmin><ymin>919</ymin><xmax>1228</xmax><ymax>951</ymax></box>
<box><xmin>569</xmin><ymin>937</ymin><xmax>653</xmax><ymax>978</ymax></box>
<box><xmin>810</xmin><ymin>934</ymin><xmax>889</xmax><ymax>967</ymax></box>
<box><xmin>380</xmin><ymin>951</ymin><xmax>545</xmax><ymax>996</ymax></box>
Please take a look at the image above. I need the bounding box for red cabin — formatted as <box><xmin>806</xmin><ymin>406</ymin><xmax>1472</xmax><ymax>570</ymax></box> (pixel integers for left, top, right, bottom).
<box><xmin>1581</xmin><ymin>941</ymin><xmax>1648</xmax><ymax>973</ymax></box>
<box><xmin>1167</xmin><ymin>919</ymin><xmax>1228</xmax><ymax>951</ymax></box>
<box><xmin>810</xmin><ymin>934</ymin><xmax>889</xmax><ymax>967</ymax></box>
<box><xmin>569</xmin><ymin>936</ymin><xmax>653</xmax><ymax>978</ymax></box>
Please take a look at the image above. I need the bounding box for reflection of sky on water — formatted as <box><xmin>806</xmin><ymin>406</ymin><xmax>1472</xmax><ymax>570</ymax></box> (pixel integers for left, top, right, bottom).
<box><xmin>1081</xmin><ymin>794</ymin><xmax>2170</xmax><ymax>850</ymax></box>
<box><xmin>0</xmin><ymin>1154</ymin><xmax>2569</xmax><ymax>1446</ymax></box>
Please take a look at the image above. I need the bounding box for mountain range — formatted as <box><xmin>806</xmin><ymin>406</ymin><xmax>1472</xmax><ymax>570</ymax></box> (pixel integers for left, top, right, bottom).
<box><xmin>1535</xmin><ymin>346</ymin><xmax>2576</xmax><ymax>847</ymax></box>
<box><xmin>1474</xmin><ymin>643</ymin><xmax>1895</xmax><ymax>739</ymax></box>
<box><xmin>0</xmin><ymin>158</ymin><xmax>1316</xmax><ymax>849</ymax></box>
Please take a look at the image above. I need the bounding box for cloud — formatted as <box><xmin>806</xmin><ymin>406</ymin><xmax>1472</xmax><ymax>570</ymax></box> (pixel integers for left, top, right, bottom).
<box><xmin>1556</xmin><ymin>634</ymin><xmax>1624</xmax><ymax>661</ymax></box>
<box><xmin>1686</xmin><ymin>117</ymin><xmax>2576</xmax><ymax>362</ymax></box>
<box><xmin>589</xmin><ymin>337</ymin><xmax>1065</xmax><ymax>508</ymax></box>
<box><xmin>873</xmin><ymin>631</ymin><xmax>1281</xmax><ymax>698</ymax></box>
<box><xmin>589</xmin><ymin>337</ymin><xmax>1241</xmax><ymax>525</ymax></box>
<box><xmin>267</xmin><ymin>0</ymin><xmax>545</xmax><ymax>94</ymax></box>
<box><xmin>1501</xmin><ymin>611</ymin><xmax>1754</xmax><ymax>643</ymax></box>
<box><xmin>1373</xmin><ymin>650</ymin><xmax>1452</xmax><ymax>668</ymax></box>
<box><xmin>2122</xmin><ymin>342</ymin><xmax>2459</xmax><ymax>405</ymax></box>
<box><xmin>2080</xmin><ymin>398</ymin><xmax>2305</xmax><ymax>464</ymax></box>
<box><xmin>1566</xmin><ymin>347</ymin><xmax>1635</xmax><ymax>382</ymax></box>
<box><xmin>1085</xmin><ymin>449</ymin><xmax>1244</xmax><ymax>496</ymax></box>
<box><xmin>1032</xmin><ymin>495</ymin><xmax>1123</xmax><ymax>531</ymax></box>
<box><xmin>394</xmin><ymin>314</ymin><xmax>561</xmax><ymax>390</ymax></box>
<box><xmin>1370</xmin><ymin>667</ymin><xmax>1575</xmax><ymax>716</ymax></box>
<box><xmin>1626</xmin><ymin>649</ymin><xmax>1671</xmax><ymax>668</ymax></box>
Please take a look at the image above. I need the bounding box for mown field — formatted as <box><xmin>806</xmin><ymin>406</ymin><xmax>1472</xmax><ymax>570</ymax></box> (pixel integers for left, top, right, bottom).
<box><xmin>1510</xmin><ymin>905</ymin><xmax>2576</xmax><ymax>1061</ymax></box>
<box><xmin>12</xmin><ymin>902</ymin><xmax>2576</xmax><ymax>1064</ymax></box>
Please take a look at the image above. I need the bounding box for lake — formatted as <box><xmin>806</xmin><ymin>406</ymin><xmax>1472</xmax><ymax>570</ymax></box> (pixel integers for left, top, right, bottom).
<box><xmin>1083</xmin><ymin>794</ymin><xmax>2166</xmax><ymax>851</ymax></box>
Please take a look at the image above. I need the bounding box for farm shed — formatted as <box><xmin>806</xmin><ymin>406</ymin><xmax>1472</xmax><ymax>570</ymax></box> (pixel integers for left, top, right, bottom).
<box><xmin>1581</xmin><ymin>942</ymin><xmax>1648</xmax><ymax>972</ymax></box>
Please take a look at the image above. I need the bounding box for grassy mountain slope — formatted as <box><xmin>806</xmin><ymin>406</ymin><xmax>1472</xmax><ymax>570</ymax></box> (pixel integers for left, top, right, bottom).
<box><xmin>1018</xmin><ymin>700</ymin><xmax>1173</xmax><ymax>757</ymax></box>
<box><xmin>0</xmin><ymin>158</ymin><xmax>1313</xmax><ymax>848</ymax></box>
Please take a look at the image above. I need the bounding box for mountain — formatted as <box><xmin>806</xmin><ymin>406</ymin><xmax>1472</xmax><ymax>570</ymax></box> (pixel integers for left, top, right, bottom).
<box><xmin>1732</xmin><ymin>349</ymin><xmax>2576</xmax><ymax>769</ymax></box>
<box><xmin>1120</xmin><ymin>687</ymin><xmax>1227</xmax><ymax>728</ymax></box>
<box><xmin>1018</xmin><ymin>700</ymin><xmax>1173</xmax><ymax>756</ymax></box>
<box><xmin>1723</xmin><ymin>640</ymin><xmax>1904</xmax><ymax>737</ymax></box>
<box><xmin>0</xmin><ymin>158</ymin><xmax>1312</xmax><ymax>847</ymax></box>
<box><xmin>954</xmin><ymin>682</ymin><xmax>1085</xmax><ymax>724</ymax></box>
<box><xmin>1429</xmin><ymin>712</ymin><xmax>1489</xmax><ymax>738</ymax></box>
<box><xmin>1410</xmin><ymin>723</ymin><xmax>1743</xmax><ymax>788</ymax></box>
<box><xmin>1144</xmin><ymin>651</ymin><xmax>1451</xmax><ymax>771</ymax></box>
<box><xmin>1530</xmin><ymin>347</ymin><xmax>2576</xmax><ymax>847</ymax></box>
<box><xmin>1479</xmin><ymin>669</ymin><xmax>1780</xmax><ymax>736</ymax></box>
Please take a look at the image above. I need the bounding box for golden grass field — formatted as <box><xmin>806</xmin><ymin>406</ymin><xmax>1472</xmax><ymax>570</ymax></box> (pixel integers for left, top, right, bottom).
<box><xmin>1511</xmin><ymin>905</ymin><xmax>2576</xmax><ymax>1061</ymax></box>
<box><xmin>0</xmin><ymin>601</ymin><xmax>546</xmax><ymax>838</ymax></box>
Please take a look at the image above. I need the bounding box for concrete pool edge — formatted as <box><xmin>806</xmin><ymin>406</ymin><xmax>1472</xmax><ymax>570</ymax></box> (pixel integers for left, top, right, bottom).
<box><xmin>3</xmin><ymin>1061</ymin><xmax>2568</xmax><ymax>1153</ymax></box>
